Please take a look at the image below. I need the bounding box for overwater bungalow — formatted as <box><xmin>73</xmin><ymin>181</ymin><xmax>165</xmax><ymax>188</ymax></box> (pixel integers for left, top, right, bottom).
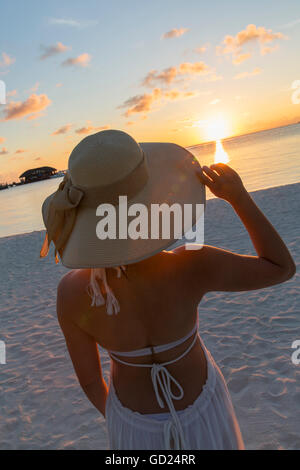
<box><xmin>50</xmin><ymin>169</ymin><xmax>67</xmax><ymax>178</ymax></box>
<box><xmin>19</xmin><ymin>166</ymin><xmax>57</xmax><ymax>184</ymax></box>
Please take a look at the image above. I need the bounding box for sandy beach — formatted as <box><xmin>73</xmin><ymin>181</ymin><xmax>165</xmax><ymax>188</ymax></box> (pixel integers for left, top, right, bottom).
<box><xmin>0</xmin><ymin>182</ymin><xmax>299</xmax><ymax>450</ymax></box>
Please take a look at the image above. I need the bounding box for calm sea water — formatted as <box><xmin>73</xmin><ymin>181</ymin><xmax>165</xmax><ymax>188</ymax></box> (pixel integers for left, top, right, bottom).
<box><xmin>0</xmin><ymin>123</ymin><xmax>299</xmax><ymax>239</ymax></box>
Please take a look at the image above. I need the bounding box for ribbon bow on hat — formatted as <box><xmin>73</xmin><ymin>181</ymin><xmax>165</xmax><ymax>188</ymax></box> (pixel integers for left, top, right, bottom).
<box><xmin>40</xmin><ymin>172</ymin><xmax>84</xmax><ymax>263</ymax></box>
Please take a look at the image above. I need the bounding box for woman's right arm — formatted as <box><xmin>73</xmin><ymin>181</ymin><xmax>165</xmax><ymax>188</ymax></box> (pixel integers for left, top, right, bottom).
<box><xmin>177</xmin><ymin>163</ymin><xmax>296</xmax><ymax>292</ymax></box>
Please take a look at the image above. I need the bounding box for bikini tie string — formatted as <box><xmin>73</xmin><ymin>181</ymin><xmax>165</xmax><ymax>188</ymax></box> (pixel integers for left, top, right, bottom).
<box><xmin>151</xmin><ymin>364</ymin><xmax>187</xmax><ymax>449</ymax></box>
<box><xmin>151</xmin><ymin>364</ymin><xmax>184</xmax><ymax>408</ymax></box>
<box><xmin>163</xmin><ymin>419</ymin><xmax>186</xmax><ymax>450</ymax></box>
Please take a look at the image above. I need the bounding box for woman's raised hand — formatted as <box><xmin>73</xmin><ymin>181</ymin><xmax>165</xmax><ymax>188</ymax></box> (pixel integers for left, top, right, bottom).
<box><xmin>197</xmin><ymin>163</ymin><xmax>247</xmax><ymax>204</ymax></box>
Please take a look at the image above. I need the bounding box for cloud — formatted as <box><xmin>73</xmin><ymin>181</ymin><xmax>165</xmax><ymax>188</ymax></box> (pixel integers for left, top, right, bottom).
<box><xmin>194</xmin><ymin>44</ymin><xmax>209</xmax><ymax>54</ymax></box>
<box><xmin>51</xmin><ymin>124</ymin><xmax>72</xmax><ymax>135</ymax></box>
<box><xmin>220</xmin><ymin>24</ymin><xmax>285</xmax><ymax>51</ymax></box>
<box><xmin>142</xmin><ymin>61</ymin><xmax>212</xmax><ymax>87</ymax></box>
<box><xmin>162</xmin><ymin>28</ymin><xmax>189</xmax><ymax>39</ymax></box>
<box><xmin>234</xmin><ymin>67</ymin><xmax>262</xmax><ymax>80</ymax></box>
<box><xmin>261</xmin><ymin>45</ymin><xmax>279</xmax><ymax>55</ymax></box>
<box><xmin>29</xmin><ymin>82</ymin><xmax>40</xmax><ymax>93</ymax></box>
<box><xmin>210</xmin><ymin>98</ymin><xmax>221</xmax><ymax>105</ymax></box>
<box><xmin>163</xmin><ymin>89</ymin><xmax>198</xmax><ymax>100</ymax></box>
<box><xmin>49</xmin><ymin>18</ymin><xmax>81</xmax><ymax>27</ymax></box>
<box><xmin>179</xmin><ymin>62</ymin><xmax>210</xmax><ymax>74</ymax></box>
<box><xmin>62</xmin><ymin>53</ymin><xmax>91</xmax><ymax>67</ymax></box>
<box><xmin>0</xmin><ymin>147</ymin><xmax>8</xmax><ymax>155</ymax></box>
<box><xmin>3</xmin><ymin>93</ymin><xmax>51</xmax><ymax>121</ymax></box>
<box><xmin>279</xmin><ymin>18</ymin><xmax>300</xmax><ymax>29</ymax></box>
<box><xmin>119</xmin><ymin>88</ymin><xmax>162</xmax><ymax>117</ymax></box>
<box><xmin>0</xmin><ymin>52</ymin><xmax>16</xmax><ymax>75</ymax></box>
<box><xmin>49</xmin><ymin>18</ymin><xmax>98</xmax><ymax>28</ymax></box>
<box><xmin>0</xmin><ymin>137</ymin><xmax>5</xmax><ymax>144</ymax></box>
<box><xmin>217</xmin><ymin>24</ymin><xmax>287</xmax><ymax>62</ymax></box>
<box><xmin>26</xmin><ymin>112</ymin><xmax>45</xmax><ymax>121</ymax></box>
<box><xmin>40</xmin><ymin>42</ymin><xmax>70</xmax><ymax>60</ymax></box>
<box><xmin>119</xmin><ymin>87</ymin><xmax>198</xmax><ymax>117</ymax></box>
<box><xmin>232</xmin><ymin>52</ymin><xmax>252</xmax><ymax>64</ymax></box>
<box><xmin>206</xmin><ymin>73</ymin><xmax>223</xmax><ymax>82</ymax></box>
<box><xmin>142</xmin><ymin>67</ymin><xmax>177</xmax><ymax>86</ymax></box>
<box><xmin>7</xmin><ymin>89</ymin><xmax>17</xmax><ymax>97</ymax></box>
<box><xmin>0</xmin><ymin>52</ymin><xmax>15</xmax><ymax>68</ymax></box>
<box><xmin>75</xmin><ymin>123</ymin><xmax>110</xmax><ymax>134</ymax></box>
<box><xmin>15</xmin><ymin>149</ymin><xmax>27</xmax><ymax>154</ymax></box>
<box><xmin>56</xmin><ymin>83</ymin><xmax>63</xmax><ymax>87</ymax></box>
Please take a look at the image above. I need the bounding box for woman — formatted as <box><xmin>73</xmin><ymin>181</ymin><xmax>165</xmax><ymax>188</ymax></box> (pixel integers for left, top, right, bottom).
<box><xmin>40</xmin><ymin>130</ymin><xmax>295</xmax><ymax>450</ymax></box>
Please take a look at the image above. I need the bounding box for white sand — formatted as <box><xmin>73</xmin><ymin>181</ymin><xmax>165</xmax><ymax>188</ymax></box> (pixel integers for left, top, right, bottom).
<box><xmin>0</xmin><ymin>182</ymin><xmax>299</xmax><ymax>450</ymax></box>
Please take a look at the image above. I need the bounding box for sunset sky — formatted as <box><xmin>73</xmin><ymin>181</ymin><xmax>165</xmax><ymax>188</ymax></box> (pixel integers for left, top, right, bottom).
<box><xmin>1</xmin><ymin>0</ymin><xmax>300</xmax><ymax>183</ymax></box>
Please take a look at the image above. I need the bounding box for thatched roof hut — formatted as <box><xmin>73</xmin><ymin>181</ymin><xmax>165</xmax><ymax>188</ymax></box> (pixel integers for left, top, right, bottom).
<box><xmin>19</xmin><ymin>166</ymin><xmax>57</xmax><ymax>184</ymax></box>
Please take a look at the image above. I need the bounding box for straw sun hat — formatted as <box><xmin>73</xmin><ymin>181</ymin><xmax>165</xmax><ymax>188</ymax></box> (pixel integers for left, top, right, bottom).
<box><xmin>40</xmin><ymin>129</ymin><xmax>205</xmax><ymax>268</ymax></box>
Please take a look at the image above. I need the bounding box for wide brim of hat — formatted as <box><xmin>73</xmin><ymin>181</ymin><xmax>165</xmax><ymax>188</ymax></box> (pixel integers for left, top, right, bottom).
<box><xmin>42</xmin><ymin>142</ymin><xmax>205</xmax><ymax>268</ymax></box>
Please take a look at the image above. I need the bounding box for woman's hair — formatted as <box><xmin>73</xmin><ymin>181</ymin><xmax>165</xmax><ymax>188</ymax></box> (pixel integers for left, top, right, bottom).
<box><xmin>86</xmin><ymin>267</ymin><xmax>125</xmax><ymax>315</ymax></box>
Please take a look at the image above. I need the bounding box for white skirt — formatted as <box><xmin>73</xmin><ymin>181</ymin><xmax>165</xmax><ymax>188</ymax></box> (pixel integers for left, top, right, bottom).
<box><xmin>105</xmin><ymin>336</ymin><xmax>245</xmax><ymax>450</ymax></box>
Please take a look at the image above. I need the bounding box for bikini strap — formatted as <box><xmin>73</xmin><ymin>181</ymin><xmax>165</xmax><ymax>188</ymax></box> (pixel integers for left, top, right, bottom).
<box><xmin>108</xmin><ymin>329</ymin><xmax>198</xmax><ymax>368</ymax></box>
<box><xmin>108</xmin><ymin>323</ymin><xmax>198</xmax><ymax>358</ymax></box>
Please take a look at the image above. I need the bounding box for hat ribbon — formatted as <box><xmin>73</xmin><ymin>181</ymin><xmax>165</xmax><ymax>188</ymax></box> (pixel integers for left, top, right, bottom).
<box><xmin>40</xmin><ymin>172</ymin><xmax>84</xmax><ymax>263</ymax></box>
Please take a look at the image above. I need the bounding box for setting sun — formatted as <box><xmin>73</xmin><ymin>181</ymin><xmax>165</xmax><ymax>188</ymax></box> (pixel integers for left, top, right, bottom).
<box><xmin>194</xmin><ymin>114</ymin><xmax>230</xmax><ymax>163</ymax></box>
<box><xmin>203</xmin><ymin>115</ymin><xmax>230</xmax><ymax>141</ymax></box>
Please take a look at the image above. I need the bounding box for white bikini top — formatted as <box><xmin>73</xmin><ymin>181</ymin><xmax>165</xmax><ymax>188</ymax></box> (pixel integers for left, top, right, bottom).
<box><xmin>108</xmin><ymin>323</ymin><xmax>197</xmax><ymax>357</ymax></box>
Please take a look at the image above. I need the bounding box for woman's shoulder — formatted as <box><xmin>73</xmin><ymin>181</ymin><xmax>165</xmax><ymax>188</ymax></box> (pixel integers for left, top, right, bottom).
<box><xmin>57</xmin><ymin>269</ymin><xmax>82</xmax><ymax>293</ymax></box>
<box><xmin>57</xmin><ymin>270</ymin><xmax>91</xmax><ymax>317</ymax></box>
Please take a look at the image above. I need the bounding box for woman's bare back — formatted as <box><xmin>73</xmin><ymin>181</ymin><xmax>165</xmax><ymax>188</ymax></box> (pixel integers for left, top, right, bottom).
<box><xmin>60</xmin><ymin>249</ymin><xmax>209</xmax><ymax>413</ymax></box>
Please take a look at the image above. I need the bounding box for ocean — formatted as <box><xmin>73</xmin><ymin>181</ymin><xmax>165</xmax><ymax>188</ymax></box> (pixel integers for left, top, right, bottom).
<box><xmin>0</xmin><ymin>123</ymin><xmax>299</xmax><ymax>239</ymax></box>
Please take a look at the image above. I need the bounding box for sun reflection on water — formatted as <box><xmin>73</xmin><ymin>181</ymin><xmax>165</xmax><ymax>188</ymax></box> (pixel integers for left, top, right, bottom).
<box><xmin>214</xmin><ymin>139</ymin><xmax>229</xmax><ymax>164</ymax></box>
